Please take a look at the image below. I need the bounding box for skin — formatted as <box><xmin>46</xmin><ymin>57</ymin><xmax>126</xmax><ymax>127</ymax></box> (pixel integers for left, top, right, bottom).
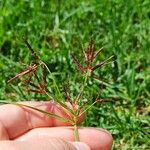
<box><xmin>0</xmin><ymin>101</ymin><xmax>113</xmax><ymax>150</ymax></box>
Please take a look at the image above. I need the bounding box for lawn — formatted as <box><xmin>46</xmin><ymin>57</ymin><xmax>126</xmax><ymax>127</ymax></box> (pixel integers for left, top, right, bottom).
<box><xmin>0</xmin><ymin>0</ymin><xmax>150</xmax><ymax>149</ymax></box>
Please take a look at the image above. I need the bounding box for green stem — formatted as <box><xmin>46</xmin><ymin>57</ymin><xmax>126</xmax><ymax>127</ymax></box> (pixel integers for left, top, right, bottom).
<box><xmin>74</xmin><ymin>124</ymin><xmax>80</xmax><ymax>141</ymax></box>
<box><xmin>82</xmin><ymin>72</ymin><xmax>89</xmax><ymax>90</ymax></box>
<box><xmin>75</xmin><ymin>72</ymin><xmax>89</xmax><ymax>115</ymax></box>
<box><xmin>41</xmin><ymin>61</ymin><xmax>62</xmax><ymax>100</ymax></box>
<box><xmin>79</xmin><ymin>100</ymin><xmax>98</xmax><ymax>117</ymax></box>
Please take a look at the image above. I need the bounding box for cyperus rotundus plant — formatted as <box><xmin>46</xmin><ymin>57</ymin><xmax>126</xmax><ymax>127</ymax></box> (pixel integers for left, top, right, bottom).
<box><xmin>0</xmin><ymin>39</ymin><xmax>113</xmax><ymax>141</ymax></box>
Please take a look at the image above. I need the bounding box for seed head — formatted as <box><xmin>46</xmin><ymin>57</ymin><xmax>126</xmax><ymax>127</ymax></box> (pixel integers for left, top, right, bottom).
<box><xmin>72</xmin><ymin>40</ymin><xmax>113</xmax><ymax>76</ymax></box>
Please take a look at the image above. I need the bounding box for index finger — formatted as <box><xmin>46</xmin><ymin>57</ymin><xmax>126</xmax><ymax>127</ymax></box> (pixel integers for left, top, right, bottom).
<box><xmin>0</xmin><ymin>101</ymin><xmax>84</xmax><ymax>139</ymax></box>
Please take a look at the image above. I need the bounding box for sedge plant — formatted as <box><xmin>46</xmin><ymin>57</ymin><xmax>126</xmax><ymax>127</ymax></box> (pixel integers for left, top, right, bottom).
<box><xmin>0</xmin><ymin>39</ymin><xmax>113</xmax><ymax>141</ymax></box>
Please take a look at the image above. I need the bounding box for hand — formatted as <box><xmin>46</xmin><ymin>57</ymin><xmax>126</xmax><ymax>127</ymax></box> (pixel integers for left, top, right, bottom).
<box><xmin>0</xmin><ymin>101</ymin><xmax>112</xmax><ymax>150</ymax></box>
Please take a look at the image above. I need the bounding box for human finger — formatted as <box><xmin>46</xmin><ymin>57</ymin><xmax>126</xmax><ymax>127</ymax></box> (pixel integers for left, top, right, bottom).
<box><xmin>0</xmin><ymin>137</ymin><xmax>90</xmax><ymax>150</ymax></box>
<box><xmin>15</xmin><ymin>127</ymin><xmax>113</xmax><ymax>150</ymax></box>
<box><xmin>0</xmin><ymin>101</ymin><xmax>84</xmax><ymax>139</ymax></box>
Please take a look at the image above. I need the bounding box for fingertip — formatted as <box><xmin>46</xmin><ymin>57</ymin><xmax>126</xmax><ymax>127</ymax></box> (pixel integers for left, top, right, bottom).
<box><xmin>96</xmin><ymin>128</ymin><xmax>113</xmax><ymax>149</ymax></box>
<box><xmin>79</xmin><ymin>127</ymin><xmax>113</xmax><ymax>150</ymax></box>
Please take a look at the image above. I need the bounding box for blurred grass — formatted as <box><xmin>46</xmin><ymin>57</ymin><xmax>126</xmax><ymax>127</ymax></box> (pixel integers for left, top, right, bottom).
<box><xmin>0</xmin><ymin>0</ymin><xmax>150</xmax><ymax>149</ymax></box>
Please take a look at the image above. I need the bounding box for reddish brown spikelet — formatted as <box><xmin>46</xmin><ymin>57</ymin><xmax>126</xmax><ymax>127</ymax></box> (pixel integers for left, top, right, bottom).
<box><xmin>8</xmin><ymin>64</ymin><xmax>38</xmax><ymax>83</ymax></box>
<box><xmin>62</xmin><ymin>82</ymin><xmax>73</xmax><ymax>105</ymax></box>
<box><xmin>71</xmin><ymin>54</ymin><xmax>85</xmax><ymax>73</ymax></box>
<box><xmin>92</xmin><ymin>55</ymin><xmax>114</xmax><ymax>71</ymax></box>
<box><xmin>24</xmin><ymin>39</ymin><xmax>39</xmax><ymax>62</ymax></box>
<box><xmin>72</xmin><ymin>41</ymin><xmax>113</xmax><ymax>75</ymax></box>
<box><xmin>84</xmin><ymin>40</ymin><xmax>95</xmax><ymax>66</ymax></box>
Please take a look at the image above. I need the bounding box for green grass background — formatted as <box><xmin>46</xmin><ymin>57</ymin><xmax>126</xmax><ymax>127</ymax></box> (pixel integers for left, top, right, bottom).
<box><xmin>0</xmin><ymin>0</ymin><xmax>150</xmax><ymax>149</ymax></box>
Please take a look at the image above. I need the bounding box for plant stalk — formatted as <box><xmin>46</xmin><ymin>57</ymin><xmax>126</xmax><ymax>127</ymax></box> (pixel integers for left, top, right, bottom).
<box><xmin>76</xmin><ymin>71</ymin><xmax>89</xmax><ymax>115</ymax></box>
<box><xmin>74</xmin><ymin>124</ymin><xmax>80</xmax><ymax>141</ymax></box>
<box><xmin>41</xmin><ymin>61</ymin><xmax>63</xmax><ymax>100</ymax></box>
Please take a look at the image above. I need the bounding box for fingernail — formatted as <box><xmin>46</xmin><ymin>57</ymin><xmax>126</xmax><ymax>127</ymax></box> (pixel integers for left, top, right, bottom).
<box><xmin>72</xmin><ymin>142</ymin><xmax>90</xmax><ymax>150</ymax></box>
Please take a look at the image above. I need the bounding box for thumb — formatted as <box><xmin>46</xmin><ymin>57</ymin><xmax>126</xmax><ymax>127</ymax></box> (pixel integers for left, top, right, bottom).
<box><xmin>0</xmin><ymin>138</ymin><xmax>90</xmax><ymax>150</ymax></box>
